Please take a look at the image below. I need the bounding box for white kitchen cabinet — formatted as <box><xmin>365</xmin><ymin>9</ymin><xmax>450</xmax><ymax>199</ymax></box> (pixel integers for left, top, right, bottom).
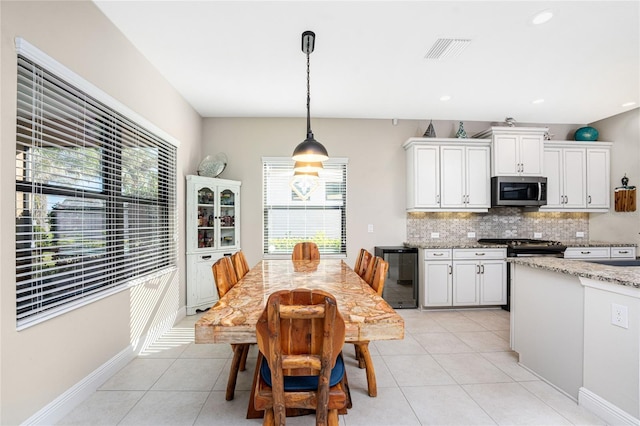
<box><xmin>421</xmin><ymin>248</ymin><xmax>506</xmax><ymax>307</ymax></box>
<box><xmin>564</xmin><ymin>245</ymin><xmax>635</xmax><ymax>260</ymax></box>
<box><xmin>404</xmin><ymin>138</ymin><xmax>490</xmax><ymax>212</ymax></box>
<box><xmin>586</xmin><ymin>148</ymin><xmax>610</xmax><ymax>209</ymax></box>
<box><xmin>452</xmin><ymin>249</ymin><xmax>507</xmax><ymax>306</ymax></box>
<box><xmin>440</xmin><ymin>145</ymin><xmax>490</xmax><ymax>209</ymax></box>
<box><xmin>421</xmin><ymin>249</ymin><xmax>453</xmax><ymax>307</ymax></box>
<box><xmin>406</xmin><ymin>144</ymin><xmax>440</xmax><ymax>209</ymax></box>
<box><xmin>543</xmin><ymin>147</ymin><xmax>586</xmax><ymax>209</ymax></box>
<box><xmin>542</xmin><ymin>141</ymin><xmax>611</xmax><ymax>212</ymax></box>
<box><xmin>474</xmin><ymin>127</ymin><xmax>547</xmax><ymax>177</ymax></box>
<box><xmin>186</xmin><ymin>175</ymin><xmax>241</xmax><ymax>315</ymax></box>
<box><xmin>611</xmin><ymin>246</ymin><xmax>637</xmax><ymax>258</ymax></box>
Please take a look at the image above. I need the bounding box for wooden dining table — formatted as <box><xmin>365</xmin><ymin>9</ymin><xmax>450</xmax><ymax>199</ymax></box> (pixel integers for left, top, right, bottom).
<box><xmin>194</xmin><ymin>258</ymin><xmax>405</xmax><ymax>417</ymax></box>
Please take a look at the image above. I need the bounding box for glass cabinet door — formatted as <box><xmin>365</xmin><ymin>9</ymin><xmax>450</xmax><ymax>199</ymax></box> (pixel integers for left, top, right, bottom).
<box><xmin>197</xmin><ymin>186</ymin><xmax>216</xmax><ymax>248</ymax></box>
<box><xmin>219</xmin><ymin>188</ymin><xmax>236</xmax><ymax>247</ymax></box>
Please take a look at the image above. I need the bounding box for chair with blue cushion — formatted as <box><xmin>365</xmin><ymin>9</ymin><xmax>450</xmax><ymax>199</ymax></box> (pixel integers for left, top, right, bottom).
<box><xmin>254</xmin><ymin>289</ymin><xmax>348</xmax><ymax>426</ymax></box>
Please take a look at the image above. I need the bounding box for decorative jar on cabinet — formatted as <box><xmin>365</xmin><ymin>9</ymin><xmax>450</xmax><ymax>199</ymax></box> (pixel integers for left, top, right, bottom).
<box><xmin>186</xmin><ymin>175</ymin><xmax>241</xmax><ymax>314</ymax></box>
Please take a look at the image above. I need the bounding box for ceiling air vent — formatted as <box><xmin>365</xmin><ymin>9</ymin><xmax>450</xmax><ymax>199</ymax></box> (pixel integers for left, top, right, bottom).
<box><xmin>424</xmin><ymin>38</ymin><xmax>471</xmax><ymax>59</ymax></box>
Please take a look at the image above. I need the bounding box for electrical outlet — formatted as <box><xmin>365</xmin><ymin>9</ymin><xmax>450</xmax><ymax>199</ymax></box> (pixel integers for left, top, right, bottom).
<box><xmin>534</xmin><ymin>232</ymin><xmax>542</xmax><ymax>239</ymax></box>
<box><xmin>367</xmin><ymin>224</ymin><xmax>374</xmax><ymax>233</ymax></box>
<box><xmin>431</xmin><ymin>232</ymin><xmax>440</xmax><ymax>239</ymax></box>
<box><xmin>576</xmin><ymin>231</ymin><xmax>585</xmax><ymax>238</ymax></box>
<box><xmin>611</xmin><ymin>303</ymin><xmax>629</xmax><ymax>329</ymax></box>
<box><xmin>467</xmin><ymin>232</ymin><xmax>476</xmax><ymax>238</ymax></box>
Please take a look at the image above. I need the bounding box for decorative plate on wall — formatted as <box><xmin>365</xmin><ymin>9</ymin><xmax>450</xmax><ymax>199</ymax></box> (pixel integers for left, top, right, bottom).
<box><xmin>197</xmin><ymin>153</ymin><xmax>227</xmax><ymax>178</ymax></box>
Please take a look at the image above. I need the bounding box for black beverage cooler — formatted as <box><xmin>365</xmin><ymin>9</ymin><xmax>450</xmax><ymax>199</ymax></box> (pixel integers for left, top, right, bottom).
<box><xmin>374</xmin><ymin>246</ymin><xmax>418</xmax><ymax>309</ymax></box>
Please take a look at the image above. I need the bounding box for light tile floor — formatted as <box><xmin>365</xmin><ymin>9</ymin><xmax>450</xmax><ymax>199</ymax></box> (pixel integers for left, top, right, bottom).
<box><xmin>58</xmin><ymin>309</ymin><xmax>606</xmax><ymax>425</ymax></box>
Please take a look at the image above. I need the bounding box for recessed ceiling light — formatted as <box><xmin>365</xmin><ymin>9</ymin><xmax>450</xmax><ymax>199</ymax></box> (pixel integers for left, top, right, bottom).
<box><xmin>622</xmin><ymin>101</ymin><xmax>637</xmax><ymax>107</ymax></box>
<box><xmin>532</xmin><ymin>10</ymin><xmax>553</xmax><ymax>25</ymax></box>
<box><xmin>440</xmin><ymin>95</ymin><xmax>451</xmax><ymax>101</ymax></box>
<box><xmin>532</xmin><ymin>98</ymin><xmax>545</xmax><ymax>104</ymax></box>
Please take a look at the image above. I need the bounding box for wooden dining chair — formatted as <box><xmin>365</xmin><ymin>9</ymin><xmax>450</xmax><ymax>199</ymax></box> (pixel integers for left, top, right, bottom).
<box><xmin>254</xmin><ymin>289</ymin><xmax>348</xmax><ymax>426</ymax></box>
<box><xmin>211</xmin><ymin>255</ymin><xmax>249</xmax><ymax>401</ymax></box>
<box><xmin>291</xmin><ymin>241</ymin><xmax>320</xmax><ymax>261</ymax></box>
<box><xmin>354</xmin><ymin>256</ymin><xmax>388</xmax><ymax>397</ymax></box>
<box><xmin>353</xmin><ymin>248</ymin><xmax>373</xmax><ymax>278</ymax></box>
<box><xmin>231</xmin><ymin>250</ymin><xmax>250</xmax><ymax>280</ymax></box>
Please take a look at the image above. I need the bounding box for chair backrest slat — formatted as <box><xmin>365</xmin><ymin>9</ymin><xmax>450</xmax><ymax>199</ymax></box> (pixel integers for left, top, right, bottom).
<box><xmin>354</xmin><ymin>248</ymin><xmax>373</xmax><ymax>278</ymax></box>
<box><xmin>291</xmin><ymin>242</ymin><xmax>320</xmax><ymax>261</ymax></box>
<box><xmin>231</xmin><ymin>250</ymin><xmax>250</xmax><ymax>280</ymax></box>
<box><xmin>211</xmin><ymin>256</ymin><xmax>238</xmax><ymax>298</ymax></box>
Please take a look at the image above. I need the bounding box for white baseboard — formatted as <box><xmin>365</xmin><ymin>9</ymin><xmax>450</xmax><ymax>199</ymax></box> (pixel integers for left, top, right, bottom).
<box><xmin>22</xmin><ymin>306</ymin><xmax>185</xmax><ymax>425</ymax></box>
<box><xmin>579</xmin><ymin>387</ymin><xmax>639</xmax><ymax>426</ymax></box>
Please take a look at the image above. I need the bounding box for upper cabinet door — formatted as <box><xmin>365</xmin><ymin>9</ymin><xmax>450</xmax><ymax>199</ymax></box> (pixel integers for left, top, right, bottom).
<box><xmin>440</xmin><ymin>146</ymin><xmax>465</xmax><ymax>208</ymax></box>
<box><xmin>586</xmin><ymin>148</ymin><xmax>610</xmax><ymax>209</ymax></box>
<box><xmin>413</xmin><ymin>145</ymin><xmax>440</xmax><ymax>208</ymax></box>
<box><xmin>493</xmin><ymin>134</ymin><xmax>519</xmax><ymax>175</ymax></box>
<box><xmin>466</xmin><ymin>146</ymin><xmax>490</xmax><ymax>208</ymax></box>
<box><xmin>519</xmin><ymin>135</ymin><xmax>545</xmax><ymax>176</ymax></box>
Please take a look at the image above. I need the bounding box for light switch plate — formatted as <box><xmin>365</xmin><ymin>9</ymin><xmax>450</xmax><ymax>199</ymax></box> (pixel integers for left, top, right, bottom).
<box><xmin>467</xmin><ymin>232</ymin><xmax>476</xmax><ymax>238</ymax></box>
<box><xmin>367</xmin><ymin>224</ymin><xmax>374</xmax><ymax>233</ymax></box>
<box><xmin>431</xmin><ymin>232</ymin><xmax>440</xmax><ymax>239</ymax></box>
<box><xmin>534</xmin><ymin>232</ymin><xmax>542</xmax><ymax>239</ymax></box>
<box><xmin>576</xmin><ymin>231</ymin><xmax>585</xmax><ymax>238</ymax></box>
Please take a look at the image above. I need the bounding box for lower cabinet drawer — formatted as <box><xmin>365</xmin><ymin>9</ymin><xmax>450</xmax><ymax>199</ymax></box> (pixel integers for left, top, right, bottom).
<box><xmin>564</xmin><ymin>247</ymin><xmax>611</xmax><ymax>259</ymax></box>
<box><xmin>611</xmin><ymin>246</ymin><xmax>636</xmax><ymax>258</ymax></box>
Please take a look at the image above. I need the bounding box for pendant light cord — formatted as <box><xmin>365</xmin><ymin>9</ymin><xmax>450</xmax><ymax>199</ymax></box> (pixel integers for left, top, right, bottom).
<box><xmin>306</xmin><ymin>44</ymin><xmax>313</xmax><ymax>140</ymax></box>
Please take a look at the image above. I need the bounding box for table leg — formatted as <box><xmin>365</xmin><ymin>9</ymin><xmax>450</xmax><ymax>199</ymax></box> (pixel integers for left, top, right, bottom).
<box><xmin>354</xmin><ymin>342</ymin><xmax>377</xmax><ymax>397</ymax></box>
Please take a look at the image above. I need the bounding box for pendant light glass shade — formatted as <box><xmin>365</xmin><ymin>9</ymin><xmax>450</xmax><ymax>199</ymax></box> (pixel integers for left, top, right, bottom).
<box><xmin>293</xmin><ymin>161</ymin><xmax>323</xmax><ymax>173</ymax></box>
<box><xmin>292</xmin><ymin>30</ymin><xmax>329</xmax><ymax>163</ymax></box>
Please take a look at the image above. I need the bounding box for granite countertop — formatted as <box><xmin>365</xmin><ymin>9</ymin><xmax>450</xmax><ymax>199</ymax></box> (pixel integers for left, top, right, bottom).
<box><xmin>404</xmin><ymin>241</ymin><xmax>637</xmax><ymax>249</ymax></box>
<box><xmin>508</xmin><ymin>257</ymin><xmax>640</xmax><ymax>288</ymax></box>
<box><xmin>561</xmin><ymin>240</ymin><xmax>637</xmax><ymax>247</ymax></box>
<box><xmin>403</xmin><ymin>242</ymin><xmax>507</xmax><ymax>250</ymax></box>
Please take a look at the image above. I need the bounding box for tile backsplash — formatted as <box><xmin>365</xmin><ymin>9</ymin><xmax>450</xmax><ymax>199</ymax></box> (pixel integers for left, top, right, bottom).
<box><xmin>406</xmin><ymin>208</ymin><xmax>589</xmax><ymax>244</ymax></box>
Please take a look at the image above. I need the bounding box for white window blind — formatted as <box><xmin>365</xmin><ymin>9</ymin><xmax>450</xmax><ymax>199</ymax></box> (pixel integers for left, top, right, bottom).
<box><xmin>15</xmin><ymin>52</ymin><xmax>177</xmax><ymax>328</ymax></box>
<box><xmin>263</xmin><ymin>158</ymin><xmax>347</xmax><ymax>255</ymax></box>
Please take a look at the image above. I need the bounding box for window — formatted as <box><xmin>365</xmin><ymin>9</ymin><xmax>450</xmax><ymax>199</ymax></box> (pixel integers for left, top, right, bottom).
<box><xmin>15</xmin><ymin>40</ymin><xmax>177</xmax><ymax>329</ymax></box>
<box><xmin>263</xmin><ymin>158</ymin><xmax>347</xmax><ymax>255</ymax></box>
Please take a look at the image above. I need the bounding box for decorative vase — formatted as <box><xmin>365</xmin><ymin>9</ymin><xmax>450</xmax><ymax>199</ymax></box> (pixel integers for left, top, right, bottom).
<box><xmin>455</xmin><ymin>121</ymin><xmax>467</xmax><ymax>138</ymax></box>
<box><xmin>574</xmin><ymin>126</ymin><xmax>599</xmax><ymax>141</ymax></box>
<box><xmin>423</xmin><ymin>120</ymin><xmax>436</xmax><ymax>138</ymax></box>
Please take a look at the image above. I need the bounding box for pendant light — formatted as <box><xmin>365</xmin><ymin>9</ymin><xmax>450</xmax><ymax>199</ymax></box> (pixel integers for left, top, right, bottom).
<box><xmin>292</xmin><ymin>30</ymin><xmax>329</xmax><ymax>163</ymax></box>
<box><xmin>294</xmin><ymin>161</ymin><xmax>323</xmax><ymax>174</ymax></box>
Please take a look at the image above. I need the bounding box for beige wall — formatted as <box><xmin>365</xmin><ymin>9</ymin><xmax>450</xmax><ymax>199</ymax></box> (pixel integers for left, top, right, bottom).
<box><xmin>0</xmin><ymin>2</ymin><xmax>201</xmax><ymax>424</ymax></box>
<box><xmin>589</xmin><ymin>108</ymin><xmax>640</xmax><ymax>246</ymax></box>
<box><xmin>201</xmin><ymin>118</ymin><xmax>582</xmax><ymax>267</ymax></box>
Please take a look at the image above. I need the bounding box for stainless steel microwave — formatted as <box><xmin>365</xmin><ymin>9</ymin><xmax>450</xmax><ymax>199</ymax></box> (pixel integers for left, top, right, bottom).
<box><xmin>491</xmin><ymin>176</ymin><xmax>547</xmax><ymax>207</ymax></box>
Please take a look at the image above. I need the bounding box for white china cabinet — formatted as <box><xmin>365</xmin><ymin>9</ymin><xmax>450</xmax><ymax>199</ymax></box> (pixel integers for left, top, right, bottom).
<box><xmin>186</xmin><ymin>175</ymin><xmax>241</xmax><ymax>315</ymax></box>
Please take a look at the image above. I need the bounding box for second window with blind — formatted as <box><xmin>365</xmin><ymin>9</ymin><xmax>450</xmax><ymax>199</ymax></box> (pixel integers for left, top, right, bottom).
<box><xmin>262</xmin><ymin>158</ymin><xmax>348</xmax><ymax>256</ymax></box>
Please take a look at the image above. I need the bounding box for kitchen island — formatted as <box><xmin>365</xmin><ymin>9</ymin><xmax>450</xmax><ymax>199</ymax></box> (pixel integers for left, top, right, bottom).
<box><xmin>509</xmin><ymin>257</ymin><xmax>640</xmax><ymax>425</ymax></box>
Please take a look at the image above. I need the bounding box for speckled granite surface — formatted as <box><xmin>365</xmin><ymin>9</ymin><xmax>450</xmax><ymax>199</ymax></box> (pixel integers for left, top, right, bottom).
<box><xmin>403</xmin><ymin>242</ymin><xmax>506</xmax><ymax>249</ymax></box>
<box><xmin>561</xmin><ymin>240</ymin><xmax>638</xmax><ymax>247</ymax></box>
<box><xmin>404</xmin><ymin>241</ymin><xmax>637</xmax><ymax>249</ymax></box>
<box><xmin>509</xmin><ymin>257</ymin><xmax>640</xmax><ymax>288</ymax></box>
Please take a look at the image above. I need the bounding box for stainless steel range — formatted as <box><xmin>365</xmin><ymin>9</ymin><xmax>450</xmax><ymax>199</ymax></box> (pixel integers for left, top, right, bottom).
<box><xmin>477</xmin><ymin>238</ymin><xmax>567</xmax><ymax>311</ymax></box>
<box><xmin>478</xmin><ymin>238</ymin><xmax>566</xmax><ymax>257</ymax></box>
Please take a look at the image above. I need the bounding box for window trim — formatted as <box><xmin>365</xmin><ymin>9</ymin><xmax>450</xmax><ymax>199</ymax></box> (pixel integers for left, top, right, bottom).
<box><xmin>14</xmin><ymin>38</ymin><xmax>179</xmax><ymax>330</ymax></box>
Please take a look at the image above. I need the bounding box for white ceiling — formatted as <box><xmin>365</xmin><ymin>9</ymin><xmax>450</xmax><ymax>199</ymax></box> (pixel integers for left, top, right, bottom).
<box><xmin>93</xmin><ymin>1</ymin><xmax>639</xmax><ymax>125</ymax></box>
